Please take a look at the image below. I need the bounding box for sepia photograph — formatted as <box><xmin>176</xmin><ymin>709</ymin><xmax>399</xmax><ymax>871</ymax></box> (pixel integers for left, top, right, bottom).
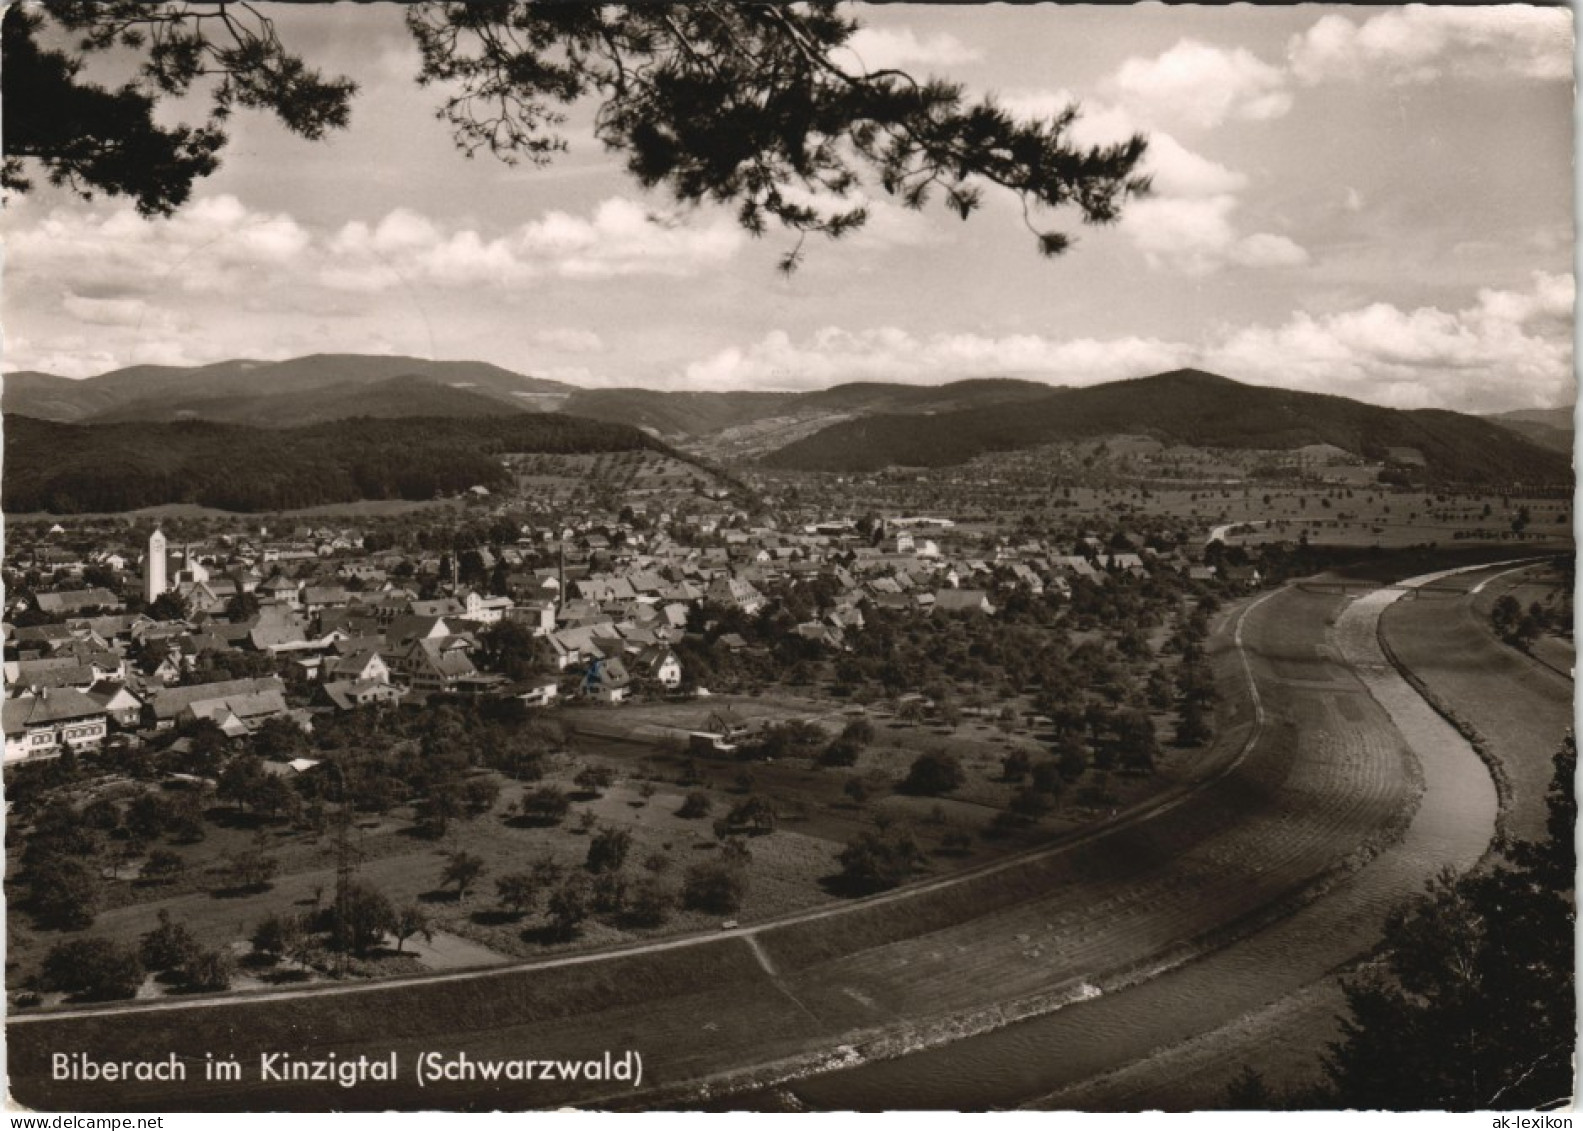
<box><xmin>1</xmin><ymin>0</ymin><xmax>1575</xmax><ymax>1114</ymax></box>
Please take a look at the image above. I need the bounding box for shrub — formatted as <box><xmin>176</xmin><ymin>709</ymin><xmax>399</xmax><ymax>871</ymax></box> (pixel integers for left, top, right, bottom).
<box><xmin>676</xmin><ymin>791</ymin><xmax>712</xmax><ymax>819</ymax></box>
<box><xmin>139</xmin><ymin>910</ymin><xmax>200</xmax><ymax>972</ymax></box>
<box><xmin>41</xmin><ymin>938</ymin><xmax>144</xmax><ymax>1001</ymax></box>
<box><xmin>682</xmin><ymin>861</ymin><xmax>746</xmax><ymax>914</ymax></box>
<box><xmin>901</xmin><ymin>751</ymin><xmax>965</xmax><ymax>795</ymax></box>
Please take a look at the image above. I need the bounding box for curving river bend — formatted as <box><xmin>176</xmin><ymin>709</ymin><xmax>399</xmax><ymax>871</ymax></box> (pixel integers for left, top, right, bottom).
<box><xmin>780</xmin><ymin>567</ymin><xmax>1501</xmax><ymax>1111</ymax></box>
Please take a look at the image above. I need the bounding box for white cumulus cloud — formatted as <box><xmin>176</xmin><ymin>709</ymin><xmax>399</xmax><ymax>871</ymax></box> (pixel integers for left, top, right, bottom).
<box><xmin>1111</xmin><ymin>39</ymin><xmax>1293</xmax><ymax>129</ymax></box>
<box><xmin>997</xmin><ymin>88</ymin><xmax>1300</xmax><ymax>275</ymax></box>
<box><xmin>674</xmin><ymin>273</ymin><xmax>1572</xmax><ymax>411</ymax></box>
<box><xmin>7</xmin><ymin>194</ymin><xmax>314</xmax><ymax>298</ymax></box>
<box><xmin>1289</xmin><ymin>6</ymin><xmax>1573</xmax><ymax>85</ymax></box>
<box><xmin>682</xmin><ymin>327</ymin><xmax>1190</xmax><ymax>391</ymax></box>
<box><xmin>842</xmin><ymin>26</ymin><xmax>982</xmax><ymax>71</ymax></box>
<box><xmin>326</xmin><ymin>198</ymin><xmax>742</xmax><ymax>288</ymax></box>
<box><xmin>1203</xmin><ymin>271</ymin><xmax>1575</xmax><ymax>410</ymax></box>
<box><xmin>532</xmin><ymin>328</ymin><xmax>605</xmax><ymax>353</ymax></box>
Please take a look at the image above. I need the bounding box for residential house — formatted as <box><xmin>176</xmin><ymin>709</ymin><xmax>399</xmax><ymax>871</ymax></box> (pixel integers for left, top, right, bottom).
<box><xmin>462</xmin><ymin>591</ymin><xmax>514</xmax><ymax>625</ymax></box>
<box><xmin>257</xmin><ymin>575</ymin><xmax>301</xmax><ymax>607</ymax></box>
<box><xmin>399</xmin><ymin>636</ymin><xmax>479</xmax><ymax>693</ymax></box>
<box><xmin>35</xmin><ymin>588</ymin><xmax>123</xmax><ymax>616</ymax></box>
<box><xmin>705</xmin><ymin>577</ymin><xmax>765</xmax><ymax>615</ymax></box>
<box><xmin>634</xmin><ymin>645</ymin><xmax>682</xmax><ymax>689</ymax></box>
<box><xmin>321</xmin><ymin>678</ymin><xmax>404</xmax><ymax>711</ymax></box>
<box><xmin>507</xmin><ymin>601</ymin><xmax>557</xmax><ymax>636</ymax></box>
<box><xmin>505</xmin><ymin>677</ymin><xmax>560</xmax><ymax>707</ymax></box>
<box><xmin>148</xmin><ymin>676</ymin><xmax>288</xmax><ymax>731</ymax></box>
<box><xmin>325</xmin><ymin>648</ymin><xmax>390</xmax><ymax>685</ymax></box>
<box><xmin>4</xmin><ymin>689</ymin><xmax>110</xmax><ymax>763</ymax></box>
<box><xmin>581</xmin><ymin>656</ymin><xmax>631</xmax><ymax>703</ymax></box>
<box><xmin>300</xmin><ymin>585</ymin><xmax>352</xmax><ymax>614</ymax></box>
<box><xmin>85</xmin><ymin>680</ymin><xmax>144</xmax><ymax>728</ymax></box>
<box><xmin>187</xmin><ymin>688</ymin><xmax>294</xmax><ymax>738</ymax></box>
<box><xmin>933</xmin><ymin>589</ymin><xmax>995</xmax><ymax>615</ymax></box>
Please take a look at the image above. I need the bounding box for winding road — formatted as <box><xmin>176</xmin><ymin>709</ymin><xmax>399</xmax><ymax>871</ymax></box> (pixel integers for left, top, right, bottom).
<box><xmin>6</xmin><ymin>561</ymin><xmax>1543</xmax><ymax>1111</ymax></box>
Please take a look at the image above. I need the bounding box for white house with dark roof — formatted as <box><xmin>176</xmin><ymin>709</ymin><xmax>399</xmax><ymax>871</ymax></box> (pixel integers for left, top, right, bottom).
<box><xmin>399</xmin><ymin>636</ymin><xmax>478</xmax><ymax>693</ymax></box>
<box><xmin>4</xmin><ymin>689</ymin><xmax>109</xmax><ymax>763</ymax></box>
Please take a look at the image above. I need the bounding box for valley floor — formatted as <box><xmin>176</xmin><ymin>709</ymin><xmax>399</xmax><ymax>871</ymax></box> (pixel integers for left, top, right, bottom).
<box><xmin>12</xmin><ymin>557</ymin><xmax>1540</xmax><ymax>1111</ymax></box>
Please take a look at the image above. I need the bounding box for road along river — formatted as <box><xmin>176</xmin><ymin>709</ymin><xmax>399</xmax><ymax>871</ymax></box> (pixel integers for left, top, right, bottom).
<box><xmin>6</xmin><ymin>568</ymin><xmax>1502</xmax><ymax>1111</ymax></box>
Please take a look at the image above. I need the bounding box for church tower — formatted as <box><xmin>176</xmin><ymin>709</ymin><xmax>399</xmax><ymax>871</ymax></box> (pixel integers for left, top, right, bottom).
<box><xmin>144</xmin><ymin>528</ymin><xmax>168</xmax><ymax>603</ymax></box>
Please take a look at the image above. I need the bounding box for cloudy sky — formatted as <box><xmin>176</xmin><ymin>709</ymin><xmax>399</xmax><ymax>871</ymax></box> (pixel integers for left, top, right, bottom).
<box><xmin>5</xmin><ymin>3</ymin><xmax>1575</xmax><ymax>412</ymax></box>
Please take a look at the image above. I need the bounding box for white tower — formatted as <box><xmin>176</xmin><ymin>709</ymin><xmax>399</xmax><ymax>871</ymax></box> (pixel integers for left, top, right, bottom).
<box><xmin>144</xmin><ymin>528</ymin><xmax>168</xmax><ymax>602</ymax></box>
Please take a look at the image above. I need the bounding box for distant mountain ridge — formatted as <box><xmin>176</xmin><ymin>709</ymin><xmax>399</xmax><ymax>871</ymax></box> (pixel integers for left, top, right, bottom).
<box><xmin>1484</xmin><ymin>405</ymin><xmax>1574</xmax><ymax>456</ymax></box>
<box><xmin>5</xmin><ymin>357</ymin><xmax>1068</xmax><ymax>436</ymax></box>
<box><xmin>761</xmin><ymin>369</ymin><xmax>1571</xmax><ymax>486</ymax></box>
<box><xmin>85</xmin><ymin>374</ymin><xmax>527</xmax><ymax>428</ymax></box>
<box><xmin>3</xmin><ymin>354</ymin><xmax>573</xmax><ymax>423</ymax></box>
<box><xmin>5</xmin><ymin>355</ymin><xmax>1569</xmax><ymax>486</ymax></box>
<box><xmin>557</xmin><ymin>377</ymin><xmax>1061</xmax><ymax>444</ymax></box>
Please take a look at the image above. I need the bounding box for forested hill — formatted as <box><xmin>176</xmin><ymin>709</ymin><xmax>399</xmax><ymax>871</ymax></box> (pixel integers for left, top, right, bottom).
<box><xmin>762</xmin><ymin>369</ymin><xmax>1572</xmax><ymax>486</ymax></box>
<box><xmin>4</xmin><ymin>354</ymin><xmax>572</xmax><ymax>423</ymax></box>
<box><xmin>4</xmin><ymin>413</ymin><xmax>671</xmax><ymax>514</ymax></box>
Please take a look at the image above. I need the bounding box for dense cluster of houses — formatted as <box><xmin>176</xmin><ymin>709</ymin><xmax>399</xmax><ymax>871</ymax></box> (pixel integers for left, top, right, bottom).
<box><xmin>4</xmin><ymin>513</ymin><xmax>1251</xmax><ymax>767</ymax></box>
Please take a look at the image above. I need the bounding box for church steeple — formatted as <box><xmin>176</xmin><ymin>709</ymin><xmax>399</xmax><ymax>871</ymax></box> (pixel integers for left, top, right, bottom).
<box><xmin>144</xmin><ymin>527</ymin><xmax>168</xmax><ymax>603</ymax></box>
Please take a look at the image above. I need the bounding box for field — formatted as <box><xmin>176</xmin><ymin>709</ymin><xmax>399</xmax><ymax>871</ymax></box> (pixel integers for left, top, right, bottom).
<box><xmin>4</xmin><ymin>680</ymin><xmax>1206</xmax><ymax>1005</ymax></box>
<box><xmin>507</xmin><ymin>450</ymin><xmax>723</xmax><ymax>507</ymax></box>
<box><xmin>757</xmin><ymin>445</ymin><xmax>1570</xmax><ymax>556</ymax></box>
<box><xmin>8</xmin><ymin>579</ymin><xmax>1442</xmax><ymax>1110</ymax></box>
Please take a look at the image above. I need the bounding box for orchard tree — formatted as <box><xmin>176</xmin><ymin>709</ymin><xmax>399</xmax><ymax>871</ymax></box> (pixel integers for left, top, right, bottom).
<box><xmin>836</xmin><ymin>825</ymin><xmax>925</xmax><ymax>893</ymax></box>
<box><xmin>676</xmin><ymin>790</ymin><xmax>712</xmax><ymax>819</ymax></box>
<box><xmin>585</xmin><ymin>825</ymin><xmax>633</xmax><ymax>874</ymax></box>
<box><xmin>41</xmin><ymin>938</ymin><xmax>145</xmax><ymax>1002</ymax></box>
<box><xmin>624</xmin><ymin>877</ymin><xmax>676</xmax><ymax>928</ymax></box>
<box><xmin>251</xmin><ymin>911</ymin><xmax>306</xmax><ymax>962</ymax></box>
<box><xmin>495</xmin><ymin>871</ymin><xmax>541</xmax><ymax>917</ymax></box>
<box><xmin>901</xmin><ymin>750</ymin><xmax>964</xmax><ymax>795</ymax></box>
<box><xmin>30</xmin><ymin>857</ymin><xmax>100</xmax><ymax>930</ymax></box>
<box><xmin>546</xmin><ymin>873</ymin><xmax>595</xmax><ymax>940</ymax></box>
<box><xmin>6</xmin><ymin>3</ymin><xmax>1150</xmax><ymax>269</ymax></box>
<box><xmin>441</xmin><ymin>850</ymin><xmax>487</xmax><ymax>900</ymax></box>
<box><xmin>392</xmin><ymin>905</ymin><xmax>432</xmax><ymax>954</ymax></box>
<box><xmin>518</xmin><ymin>784</ymin><xmax>571</xmax><ymax>825</ymax></box>
<box><xmin>138</xmin><ymin>909</ymin><xmax>199</xmax><ymax>972</ymax></box>
<box><xmin>681</xmin><ymin>860</ymin><xmax>747</xmax><ymax>915</ymax></box>
<box><xmin>329</xmin><ymin>879</ymin><xmax>396</xmax><ymax>956</ymax></box>
<box><xmin>178</xmin><ymin>946</ymin><xmax>235</xmax><ymax>991</ymax></box>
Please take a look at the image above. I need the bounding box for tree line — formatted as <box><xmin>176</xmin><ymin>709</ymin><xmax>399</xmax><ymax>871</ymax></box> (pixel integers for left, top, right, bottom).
<box><xmin>4</xmin><ymin>413</ymin><xmax>672</xmax><ymax>514</ymax></box>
